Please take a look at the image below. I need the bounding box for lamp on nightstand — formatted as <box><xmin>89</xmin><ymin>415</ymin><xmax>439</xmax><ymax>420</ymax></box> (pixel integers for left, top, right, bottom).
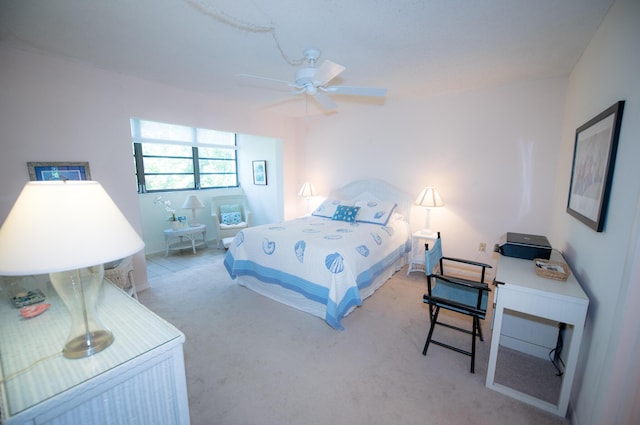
<box><xmin>415</xmin><ymin>187</ymin><xmax>444</xmax><ymax>237</ymax></box>
<box><xmin>182</xmin><ymin>194</ymin><xmax>205</xmax><ymax>226</ymax></box>
<box><xmin>298</xmin><ymin>182</ymin><xmax>317</xmax><ymax>213</ymax></box>
<box><xmin>0</xmin><ymin>180</ymin><xmax>144</xmax><ymax>358</ymax></box>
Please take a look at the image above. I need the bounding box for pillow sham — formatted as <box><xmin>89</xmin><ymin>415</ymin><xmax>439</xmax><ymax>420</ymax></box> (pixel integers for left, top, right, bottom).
<box><xmin>354</xmin><ymin>200</ymin><xmax>397</xmax><ymax>225</ymax></box>
<box><xmin>312</xmin><ymin>198</ymin><xmax>354</xmax><ymax>219</ymax></box>
<box><xmin>331</xmin><ymin>205</ymin><xmax>361</xmax><ymax>222</ymax></box>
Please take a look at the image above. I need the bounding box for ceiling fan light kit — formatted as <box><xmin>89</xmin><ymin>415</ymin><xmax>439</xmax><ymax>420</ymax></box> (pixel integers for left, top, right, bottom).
<box><xmin>241</xmin><ymin>47</ymin><xmax>387</xmax><ymax>113</ymax></box>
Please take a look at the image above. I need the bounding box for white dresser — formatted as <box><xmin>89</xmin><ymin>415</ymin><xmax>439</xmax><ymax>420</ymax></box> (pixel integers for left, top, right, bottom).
<box><xmin>0</xmin><ymin>282</ymin><xmax>190</xmax><ymax>424</ymax></box>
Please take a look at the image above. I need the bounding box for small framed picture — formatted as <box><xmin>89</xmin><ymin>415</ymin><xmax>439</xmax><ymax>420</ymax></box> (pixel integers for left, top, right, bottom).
<box><xmin>566</xmin><ymin>101</ymin><xmax>625</xmax><ymax>232</ymax></box>
<box><xmin>27</xmin><ymin>162</ymin><xmax>91</xmax><ymax>181</ymax></box>
<box><xmin>252</xmin><ymin>160</ymin><xmax>267</xmax><ymax>185</ymax></box>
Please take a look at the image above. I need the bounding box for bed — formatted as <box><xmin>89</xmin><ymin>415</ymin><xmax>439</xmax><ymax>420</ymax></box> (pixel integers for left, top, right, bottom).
<box><xmin>223</xmin><ymin>179</ymin><xmax>412</xmax><ymax>329</ymax></box>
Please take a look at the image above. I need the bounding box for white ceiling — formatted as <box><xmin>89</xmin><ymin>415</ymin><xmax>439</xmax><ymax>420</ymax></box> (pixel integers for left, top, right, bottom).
<box><xmin>0</xmin><ymin>0</ymin><xmax>614</xmax><ymax>117</ymax></box>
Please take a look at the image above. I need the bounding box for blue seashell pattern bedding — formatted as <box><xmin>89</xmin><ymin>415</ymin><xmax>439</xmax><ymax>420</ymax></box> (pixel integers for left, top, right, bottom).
<box><xmin>224</xmin><ymin>215</ymin><xmax>411</xmax><ymax>329</ymax></box>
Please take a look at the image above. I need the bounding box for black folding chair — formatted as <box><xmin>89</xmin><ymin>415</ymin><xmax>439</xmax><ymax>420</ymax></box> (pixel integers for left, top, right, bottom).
<box><xmin>422</xmin><ymin>232</ymin><xmax>492</xmax><ymax>373</ymax></box>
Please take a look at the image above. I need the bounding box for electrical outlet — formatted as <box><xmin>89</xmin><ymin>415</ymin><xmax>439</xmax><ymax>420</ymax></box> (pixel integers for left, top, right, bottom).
<box><xmin>479</xmin><ymin>242</ymin><xmax>486</xmax><ymax>252</ymax></box>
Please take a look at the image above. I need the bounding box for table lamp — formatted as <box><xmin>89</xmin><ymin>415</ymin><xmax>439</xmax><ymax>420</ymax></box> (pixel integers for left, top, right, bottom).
<box><xmin>415</xmin><ymin>187</ymin><xmax>444</xmax><ymax>236</ymax></box>
<box><xmin>182</xmin><ymin>194</ymin><xmax>205</xmax><ymax>226</ymax></box>
<box><xmin>298</xmin><ymin>182</ymin><xmax>317</xmax><ymax>213</ymax></box>
<box><xmin>0</xmin><ymin>180</ymin><xmax>145</xmax><ymax>359</ymax></box>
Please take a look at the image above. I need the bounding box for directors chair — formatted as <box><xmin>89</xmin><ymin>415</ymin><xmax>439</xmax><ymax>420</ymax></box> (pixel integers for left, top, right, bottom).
<box><xmin>422</xmin><ymin>232</ymin><xmax>492</xmax><ymax>373</ymax></box>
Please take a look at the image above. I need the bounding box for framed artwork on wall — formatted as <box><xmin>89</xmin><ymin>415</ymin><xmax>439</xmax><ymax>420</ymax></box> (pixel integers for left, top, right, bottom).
<box><xmin>27</xmin><ymin>162</ymin><xmax>91</xmax><ymax>181</ymax></box>
<box><xmin>252</xmin><ymin>160</ymin><xmax>267</xmax><ymax>185</ymax></box>
<box><xmin>566</xmin><ymin>100</ymin><xmax>625</xmax><ymax>232</ymax></box>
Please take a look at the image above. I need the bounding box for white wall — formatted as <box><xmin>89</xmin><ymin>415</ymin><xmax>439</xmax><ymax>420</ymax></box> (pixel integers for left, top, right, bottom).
<box><xmin>549</xmin><ymin>0</ymin><xmax>640</xmax><ymax>423</ymax></box>
<box><xmin>0</xmin><ymin>46</ymin><xmax>298</xmax><ymax>291</ymax></box>
<box><xmin>297</xmin><ymin>77</ymin><xmax>568</xmax><ymax>266</ymax></box>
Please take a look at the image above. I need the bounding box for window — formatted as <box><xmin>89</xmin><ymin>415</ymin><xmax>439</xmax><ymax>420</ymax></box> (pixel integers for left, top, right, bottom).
<box><xmin>131</xmin><ymin>118</ymin><xmax>238</xmax><ymax>192</ymax></box>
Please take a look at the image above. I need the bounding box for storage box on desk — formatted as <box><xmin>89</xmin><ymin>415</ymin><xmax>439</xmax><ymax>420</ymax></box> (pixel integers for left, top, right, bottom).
<box><xmin>497</xmin><ymin>232</ymin><xmax>552</xmax><ymax>260</ymax></box>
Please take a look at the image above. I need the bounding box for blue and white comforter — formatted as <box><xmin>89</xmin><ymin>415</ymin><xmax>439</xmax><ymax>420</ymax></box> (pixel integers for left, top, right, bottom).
<box><xmin>224</xmin><ymin>215</ymin><xmax>411</xmax><ymax>329</ymax></box>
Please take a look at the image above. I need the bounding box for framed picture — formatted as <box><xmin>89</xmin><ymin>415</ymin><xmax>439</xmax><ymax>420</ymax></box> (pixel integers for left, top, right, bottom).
<box><xmin>27</xmin><ymin>162</ymin><xmax>91</xmax><ymax>181</ymax></box>
<box><xmin>567</xmin><ymin>101</ymin><xmax>625</xmax><ymax>232</ymax></box>
<box><xmin>252</xmin><ymin>160</ymin><xmax>267</xmax><ymax>185</ymax></box>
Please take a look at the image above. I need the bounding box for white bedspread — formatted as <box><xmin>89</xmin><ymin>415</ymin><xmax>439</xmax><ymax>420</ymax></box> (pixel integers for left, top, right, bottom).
<box><xmin>224</xmin><ymin>215</ymin><xmax>411</xmax><ymax>329</ymax></box>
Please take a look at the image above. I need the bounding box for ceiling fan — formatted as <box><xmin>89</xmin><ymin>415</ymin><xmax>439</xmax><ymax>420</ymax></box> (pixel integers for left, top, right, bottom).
<box><xmin>238</xmin><ymin>48</ymin><xmax>387</xmax><ymax>112</ymax></box>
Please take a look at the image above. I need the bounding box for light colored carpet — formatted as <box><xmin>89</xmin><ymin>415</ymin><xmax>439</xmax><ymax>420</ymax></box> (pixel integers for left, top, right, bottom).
<box><xmin>139</xmin><ymin>249</ymin><xmax>570</xmax><ymax>425</ymax></box>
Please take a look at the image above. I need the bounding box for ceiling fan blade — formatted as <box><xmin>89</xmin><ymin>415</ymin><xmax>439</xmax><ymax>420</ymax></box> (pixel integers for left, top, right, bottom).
<box><xmin>313</xmin><ymin>91</ymin><xmax>338</xmax><ymax>111</ymax></box>
<box><xmin>313</xmin><ymin>60</ymin><xmax>345</xmax><ymax>86</ymax></box>
<box><xmin>326</xmin><ymin>86</ymin><xmax>387</xmax><ymax>97</ymax></box>
<box><xmin>236</xmin><ymin>73</ymin><xmax>300</xmax><ymax>89</ymax></box>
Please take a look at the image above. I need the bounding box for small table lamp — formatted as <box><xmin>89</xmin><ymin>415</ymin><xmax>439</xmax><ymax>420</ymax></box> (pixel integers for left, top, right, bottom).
<box><xmin>298</xmin><ymin>182</ymin><xmax>317</xmax><ymax>213</ymax></box>
<box><xmin>182</xmin><ymin>194</ymin><xmax>205</xmax><ymax>226</ymax></box>
<box><xmin>415</xmin><ymin>187</ymin><xmax>444</xmax><ymax>236</ymax></box>
<box><xmin>0</xmin><ymin>180</ymin><xmax>145</xmax><ymax>359</ymax></box>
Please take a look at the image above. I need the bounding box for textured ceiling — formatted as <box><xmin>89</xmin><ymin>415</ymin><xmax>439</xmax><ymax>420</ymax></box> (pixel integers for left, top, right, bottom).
<box><xmin>0</xmin><ymin>0</ymin><xmax>614</xmax><ymax>117</ymax></box>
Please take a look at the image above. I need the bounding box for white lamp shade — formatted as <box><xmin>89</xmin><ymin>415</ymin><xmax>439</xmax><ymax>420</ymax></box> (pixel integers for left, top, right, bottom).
<box><xmin>182</xmin><ymin>194</ymin><xmax>205</xmax><ymax>209</ymax></box>
<box><xmin>415</xmin><ymin>187</ymin><xmax>444</xmax><ymax>207</ymax></box>
<box><xmin>0</xmin><ymin>181</ymin><xmax>145</xmax><ymax>275</ymax></box>
<box><xmin>298</xmin><ymin>182</ymin><xmax>317</xmax><ymax>197</ymax></box>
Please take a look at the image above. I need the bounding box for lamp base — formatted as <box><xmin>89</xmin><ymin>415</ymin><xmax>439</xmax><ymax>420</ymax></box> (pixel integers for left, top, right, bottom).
<box><xmin>63</xmin><ymin>329</ymin><xmax>114</xmax><ymax>359</ymax></box>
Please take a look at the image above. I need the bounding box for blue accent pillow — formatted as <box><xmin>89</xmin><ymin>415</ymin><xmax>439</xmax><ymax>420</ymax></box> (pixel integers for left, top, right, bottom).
<box><xmin>221</xmin><ymin>211</ymin><xmax>242</xmax><ymax>225</ymax></box>
<box><xmin>332</xmin><ymin>205</ymin><xmax>360</xmax><ymax>222</ymax></box>
<box><xmin>312</xmin><ymin>198</ymin><xmax>353</xmax><ymax>218</ymax></box>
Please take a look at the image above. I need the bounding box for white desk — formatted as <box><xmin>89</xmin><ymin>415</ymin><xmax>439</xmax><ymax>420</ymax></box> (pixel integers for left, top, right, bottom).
<box><xmin>406</xmin><ymin>231</ymin><xmax>439</xmax><ymax>275</ymax></box>
<box><xmin>164</xmin><ymin>223</ymin><xmax>207</xmax><ymax>256</ymax></box>
<box><xmin>486</xmin><ymin>252</ymin><xmax>589</xmax><ymax>417</ymax></box>
<box><xmin>0</xmin><ymin>282</ymin><xmax>190</xmax><ymax>424</ymax></box>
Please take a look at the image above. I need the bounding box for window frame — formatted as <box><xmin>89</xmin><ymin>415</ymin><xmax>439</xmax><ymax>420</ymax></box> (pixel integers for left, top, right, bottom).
<box><xmin>131</xmin><ymin>118</ymin><xmax>239</xmax><ymax>193</ymax></box>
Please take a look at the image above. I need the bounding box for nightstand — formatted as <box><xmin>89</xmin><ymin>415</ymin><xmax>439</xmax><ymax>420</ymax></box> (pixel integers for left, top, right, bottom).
<box><xmin>164</xmin><ymin>224</ymin><xmax>207</xmax><ymax>256</ymax></box>
<box><xmin>406</xmin><ymin>230</ymin><xmax>439</xmax><ymax>275</ymax></box>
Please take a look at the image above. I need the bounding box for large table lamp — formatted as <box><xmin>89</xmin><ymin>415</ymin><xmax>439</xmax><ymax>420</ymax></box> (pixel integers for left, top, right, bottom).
<box><xmin>415</xmin><ymin>187</ymin><xmax>444</xmax><ymax>236</ymax></box>
<box><xmin>0</xmin><ymin>180</ymin><xmax>145</xmax><ymax>359</ymax></box>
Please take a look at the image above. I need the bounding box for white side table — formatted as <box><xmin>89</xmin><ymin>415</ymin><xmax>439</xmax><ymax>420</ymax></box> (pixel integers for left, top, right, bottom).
<box><xmin>164</xmin><ymin>224</ymin><xmax>207</xmax><ymax>256</ymax></box>
<box><xmin>406</xmin><ymin>230</ymin><xmax>439</xmax><ymax>275</ymax></box>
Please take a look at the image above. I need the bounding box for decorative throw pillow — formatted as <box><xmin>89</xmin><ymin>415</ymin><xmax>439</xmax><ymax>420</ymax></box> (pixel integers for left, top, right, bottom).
<box><xmin>312</xmin><ymin>198</ymin><xmax>354</xmax><ymax>219</ymax></box>
<box><xmin>354</xmin><ymin>200</ymin><xmax>397</xmax><ymax>225</ymax></box>
<box><xmin>331</xmin><ymin>205</ymin><xmax>361</xmax><ymax>222</ymax></box>
<box><xmin>221</xmin><ymin>211</ymin><xmax>242</xmax><ymax>225</ymax></box>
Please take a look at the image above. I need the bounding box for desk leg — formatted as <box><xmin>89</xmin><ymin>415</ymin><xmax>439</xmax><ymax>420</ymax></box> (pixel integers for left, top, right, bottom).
<box><xmin>557</xmin><ymin>321</ymin><xmax>585</xmax><ymax>416</ymax></box>
<box><xmin>486</xmin><ymin>302</ymin><xmax>504</xmax><ymax>387</ymax></box>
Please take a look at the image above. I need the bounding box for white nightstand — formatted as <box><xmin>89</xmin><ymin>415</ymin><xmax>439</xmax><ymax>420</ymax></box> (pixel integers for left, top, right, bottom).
<box><xmin>163</xmin><ymin>224</ymin><xmax>207</xmax><ymax>256</ymax></box>
<box><xmin>406</xmin><ymin>230</ymin><xmax>439</xmax><ymax>275</ymax></box>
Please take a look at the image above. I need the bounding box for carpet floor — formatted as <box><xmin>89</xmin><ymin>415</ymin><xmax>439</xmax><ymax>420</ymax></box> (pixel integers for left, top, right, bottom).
<box><xmin>139</xmin><ymin>248</ymin><xmax>570</xmax><ymax>425</ymax></box>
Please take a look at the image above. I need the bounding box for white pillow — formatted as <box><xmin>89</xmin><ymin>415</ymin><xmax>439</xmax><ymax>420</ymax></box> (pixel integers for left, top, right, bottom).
<box><xmin>312</xmin><ymin>198</ymin><xmax>354</xmax><ymax>219</ymax></box>
<box><xmin>354</xmin><ymin>200</ymin><xmax>397</xmax><ymax>225</ymax></box>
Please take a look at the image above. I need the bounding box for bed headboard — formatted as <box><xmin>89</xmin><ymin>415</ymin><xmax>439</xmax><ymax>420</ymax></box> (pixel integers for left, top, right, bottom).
<box><xmin>330</xmin><ymin>179</ymin><xmax>412</xmax><ymax>226</ymax></box>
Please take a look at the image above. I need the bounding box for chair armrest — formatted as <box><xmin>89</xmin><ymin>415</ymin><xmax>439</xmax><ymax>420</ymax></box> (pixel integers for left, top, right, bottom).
<box><xmin>244</xmin><ymin>208</ymin><xmax>253</xmax><ymax>227</ymax></box>
<box><xmin>441</xmin><ymin>256</ymin><xmax>492</xmax><ymax>269</ymax></box>
<box><xmin>440</xmin><ymin>256</ymin><xmax>492</xmax><ymax>283</ymax></box>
